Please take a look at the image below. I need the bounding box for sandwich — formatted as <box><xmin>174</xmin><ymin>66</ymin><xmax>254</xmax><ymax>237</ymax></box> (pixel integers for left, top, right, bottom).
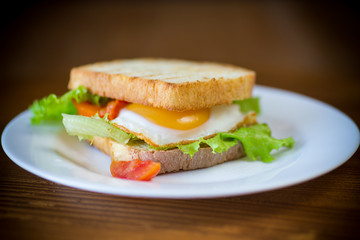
<box><xmin>30</xmin><ymin>58</ymin><xmax>294</xmax><ymax>181</ymax></box>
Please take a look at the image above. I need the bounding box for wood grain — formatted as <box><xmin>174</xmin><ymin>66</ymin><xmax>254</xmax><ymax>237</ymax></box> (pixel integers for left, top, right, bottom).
<box><xmin>1</xmin><ymin>1</ymin><xmax>359</xmax><ymax>240</ymax></box>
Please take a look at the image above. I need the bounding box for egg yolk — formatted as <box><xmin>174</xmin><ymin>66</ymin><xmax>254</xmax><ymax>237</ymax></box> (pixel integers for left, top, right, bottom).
<box><xmin>126</xmin><ymin>103</ymin><xmax>210</xmax><ymax>130</ymax></box>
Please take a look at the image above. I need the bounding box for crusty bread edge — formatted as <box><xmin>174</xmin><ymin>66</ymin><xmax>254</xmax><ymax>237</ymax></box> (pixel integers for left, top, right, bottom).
<box><xmin>68</xmin><ymin>59</ymin><xmax>255</xmax><ymax>111</ymax></box>
<box><xmin>90</xmin><ymin>136</ymin><xmax>246</xmax><ymax>174</ymax></box>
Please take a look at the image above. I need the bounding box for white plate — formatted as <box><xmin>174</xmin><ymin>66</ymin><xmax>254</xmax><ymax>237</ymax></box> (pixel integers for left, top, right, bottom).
<box><xmin>2</xmin><ymin>86</ymin><xmax>359</xmax><ymax>199</ymax></box>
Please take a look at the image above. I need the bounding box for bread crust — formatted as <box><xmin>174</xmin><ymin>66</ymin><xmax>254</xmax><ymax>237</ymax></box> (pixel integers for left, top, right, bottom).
<box><xmin>68</xmin><ymin>58</ymin><xmax>255</xmax><ymax>111</ymax></box>
<box><xmin>91</xmin><ymin>136</ymin><xmax>245</xmax><ymax>174</ymax></box>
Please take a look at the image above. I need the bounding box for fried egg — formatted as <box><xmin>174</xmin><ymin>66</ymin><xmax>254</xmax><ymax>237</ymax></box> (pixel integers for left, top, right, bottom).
<box><xmin>112</xmin><ymin>103</ymin><xmax>256</xmax><ymax>147</ymax></box>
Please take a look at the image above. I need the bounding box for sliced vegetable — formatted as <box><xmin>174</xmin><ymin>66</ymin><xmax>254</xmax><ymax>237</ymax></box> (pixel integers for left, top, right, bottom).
<box><xmin>62</xmin><ymin>113</ymin><xmax>133</xmax><ymax>144</ymax></box>
<box><xmin>72</xmin><ymin>100</ymin><xmax>102</xmax><ymax>117</ymax></box>
<box><xmin>73</xmin><ymin>99</ymin><xmax>128</xmax><ymax>120</ymax></box>
<box><xmin>110</xmin><ymin>159</ymin><xmax>161</xmax><ymax>181</ymax></box>
<box><xmin>99</xmin><ymin>100</ymin><xmax>128</xmax><ymax>120</ymax></box>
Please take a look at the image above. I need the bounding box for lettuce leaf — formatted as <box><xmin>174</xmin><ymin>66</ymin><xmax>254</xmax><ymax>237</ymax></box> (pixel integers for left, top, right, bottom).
<box><xmin>233</xmin><ymin>97</ymin><xmax>260</xmax><ymax>114</ymax></box>
<box><xmin>29</xmin><ymin>86</ymin><xmax>107</xmax><ymax>124</ymax></box>
<box><xmin>62</xmin><ymin>113</ymin><xmax>133</xmax><ymax>144</ymax></box>
<box><xmin>178</xmin><ymin>124</ymin><xmax>294</xmax><ymax>162</ymax></box>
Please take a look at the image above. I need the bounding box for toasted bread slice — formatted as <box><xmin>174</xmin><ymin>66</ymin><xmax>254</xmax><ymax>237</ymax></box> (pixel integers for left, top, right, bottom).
<box><xmin>91</xmin><ymin>136</ymin><xmax>245</xmax><ymax>174</ymax></box>
<box><xmin>68</xmin><ymin>58</ymin><xmax>255</xmax><ymax>111</ymax></box>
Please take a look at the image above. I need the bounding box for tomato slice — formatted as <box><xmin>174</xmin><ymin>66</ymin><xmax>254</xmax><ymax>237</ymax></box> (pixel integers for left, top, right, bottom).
<box><xmin>72</xmin><ymin>100</ymin><xmax>102</xmax><ymax>117</ymax></box>
<box><xmin>99</xmin><ymin>100</ymin><xmax>128</xmax><ymax>120</ymax></box>
<box><xmin>73</xmin><ymin>99</ymin><xmax>128</xmax><ymax>119</ymax></box>
<box><xmin>110</xmin><ymin>159</ymin><xmax>161</xmax><ymax>181</ymax></box>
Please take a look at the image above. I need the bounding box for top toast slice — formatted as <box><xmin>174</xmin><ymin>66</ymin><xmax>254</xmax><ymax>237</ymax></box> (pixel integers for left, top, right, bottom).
<box><xmin>68</xmin><ymin>58</ymin><xmax>255</xmax><ymax>111</ymax></box>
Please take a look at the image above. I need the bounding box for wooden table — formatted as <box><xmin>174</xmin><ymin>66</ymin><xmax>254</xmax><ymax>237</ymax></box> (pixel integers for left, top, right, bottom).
<box><xmin>1</xmin><ymin>1</ymin><xmax>359</xmax><ymax>239</ymax></box>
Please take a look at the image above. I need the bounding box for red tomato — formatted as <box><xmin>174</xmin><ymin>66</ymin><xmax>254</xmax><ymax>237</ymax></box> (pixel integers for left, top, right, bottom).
<box><xmin>73</xmin><ymin>99</ymin><xmax>128</xmax><ymax>120</ymax></box>
<box><xmin>110</xmin><ymin>159</ymin><xmax>161</xmax><ymax>181</ymax></box>
<box><xmin>72</xmin><ymin>100</ymin><xmax>102</xmax><ymax>117</ymax></box>
<box><xmin>99</xmin><ymin>100</ymin><xmax>128</xmax><ymax>120</ymax></box>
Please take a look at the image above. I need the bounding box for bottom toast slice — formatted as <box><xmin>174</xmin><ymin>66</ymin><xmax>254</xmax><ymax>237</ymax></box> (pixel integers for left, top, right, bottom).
<box><xmin>91</xmin><ymin>136</ymin><xmax>246</xmax><ymax>174</ymax></box>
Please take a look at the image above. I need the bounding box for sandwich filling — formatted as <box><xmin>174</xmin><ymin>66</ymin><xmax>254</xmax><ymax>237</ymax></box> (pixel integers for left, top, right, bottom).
<box><xmin>113</xmin><ymin>103</ymin><xmax>257</xmax><ymax>147</ymax></box>
<box><xmin>30</xmin><ymin>86</ymin><xmax>294</xmax><ymax>162</ymax></box>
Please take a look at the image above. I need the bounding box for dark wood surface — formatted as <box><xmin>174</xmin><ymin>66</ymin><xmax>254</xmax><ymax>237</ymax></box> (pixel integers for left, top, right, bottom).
<box><xmin>1</xmin><ymin>1</ymin><xmax>359</xmax><ymax>239</ymax></box>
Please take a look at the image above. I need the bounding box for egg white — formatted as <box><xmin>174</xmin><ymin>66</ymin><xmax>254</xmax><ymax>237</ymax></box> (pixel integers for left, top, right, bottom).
<box><xmin>112</xmin><ymin>103</ymin><xmax>248</xmax><ymax>147</ymax></box>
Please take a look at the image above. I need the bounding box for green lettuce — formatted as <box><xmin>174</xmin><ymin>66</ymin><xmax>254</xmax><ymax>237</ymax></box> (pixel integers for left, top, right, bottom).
<box><xmin>178</xmin><ymin>124</ymin><xmax>294</xmax><ymax>162</ymax></box>
<box><xmin>62</xmin><ymin>113</ymin><xmax>134</xmax><ymax>144</ymax></box>
<box><xmin>29</xmin><ymin>86</ymin><xmax>107</xmax><ymax>124</ymax></box>
<box><xmin>233</xmin><ymin>97</ymin><xmax>260</xmax><ymax>114</ymax></box>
